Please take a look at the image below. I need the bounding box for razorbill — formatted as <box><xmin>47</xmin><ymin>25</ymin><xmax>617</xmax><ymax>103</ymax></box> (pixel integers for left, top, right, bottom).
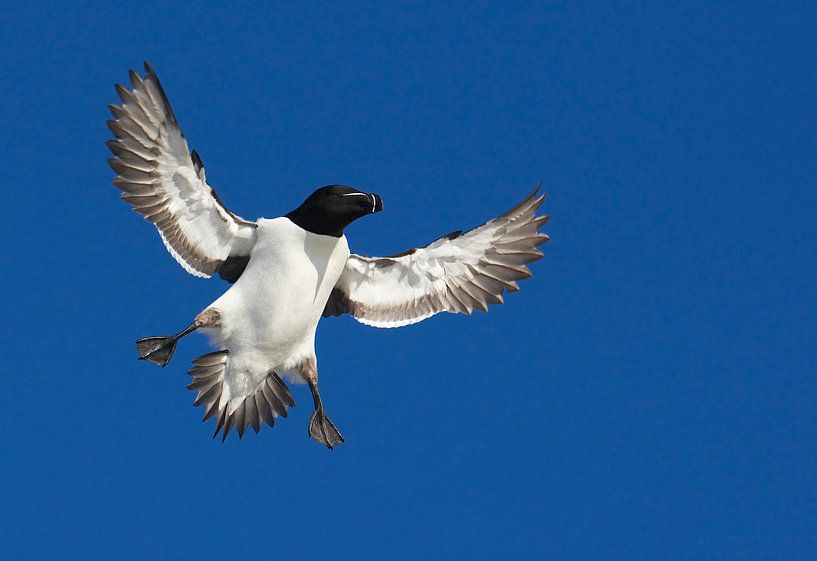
<box><xmin>106</xmin><ymin>63</ymin><xmax>550</xmax><ymax>448</ymax></box>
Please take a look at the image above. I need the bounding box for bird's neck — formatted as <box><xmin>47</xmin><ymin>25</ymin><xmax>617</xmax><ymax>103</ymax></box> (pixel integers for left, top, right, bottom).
<box><xmin>285</xmin><ymin>207</ymin><xmax>344</xmax><ymax>237</ymax></box>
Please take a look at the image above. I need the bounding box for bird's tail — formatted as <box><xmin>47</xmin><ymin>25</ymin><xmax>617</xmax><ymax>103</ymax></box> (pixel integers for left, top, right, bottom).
<box><xmin>188</xmin><ymin>350</ymin><xmax>296</xmax><ymax>441</ymax></box>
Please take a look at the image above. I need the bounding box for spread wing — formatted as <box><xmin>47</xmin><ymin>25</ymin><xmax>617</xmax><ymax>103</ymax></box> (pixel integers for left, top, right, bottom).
<box><xmin>323</xmin><ymin>189</ymin><xmax>549</xmax><ymax>328</ymax></box>
<box><xmin>106</xmin><ymin>62</ymin><xmax>257</xmax><ymax>281</ymax></box>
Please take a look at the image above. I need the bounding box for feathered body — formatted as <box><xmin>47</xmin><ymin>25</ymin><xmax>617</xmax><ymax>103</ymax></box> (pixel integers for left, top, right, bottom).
<box><xmin>207</xmin><ymin>218</ymin><xmax>350</xmax><ymax>411</ymax></box>
<box><xmin>107</xmin><ymin>63</ymin><xmax>550</xmax><ymax>446</ymax></box>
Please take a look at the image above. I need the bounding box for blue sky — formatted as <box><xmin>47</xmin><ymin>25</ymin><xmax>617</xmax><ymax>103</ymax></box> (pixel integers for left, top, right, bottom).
<box><xmin>1</xmin><ymin>2</ymin><xmax>815</xmax><ymax>559</ymax></box>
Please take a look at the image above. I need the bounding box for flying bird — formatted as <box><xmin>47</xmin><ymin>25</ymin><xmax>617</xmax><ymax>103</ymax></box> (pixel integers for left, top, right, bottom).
<box><xmin>106</xmin><ymin>62</ymin><xmax>550</xmax><ymax>448</ymax></box>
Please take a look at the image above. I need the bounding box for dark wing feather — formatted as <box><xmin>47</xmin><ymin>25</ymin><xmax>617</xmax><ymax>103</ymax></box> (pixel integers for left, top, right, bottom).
<box><xmin>187</xmin><ymin>351</ymin><xmax>294</xmax><ymax>441</ymax></box>
<box><xmin>106</xmin><ymin>62</ymin><xmax>257</xmax><ymax>279</ymax></box>
<box><xmin>324</xmin><ymin>188</ymin><xmax>549</xmax><ymax>328</ymax></box>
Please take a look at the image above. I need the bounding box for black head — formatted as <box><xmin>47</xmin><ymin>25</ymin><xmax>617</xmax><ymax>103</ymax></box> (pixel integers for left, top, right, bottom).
<box><xmin>285</xmin><ymin>185</ymin><xmax>384</xmax><ymax>237</ymax></box>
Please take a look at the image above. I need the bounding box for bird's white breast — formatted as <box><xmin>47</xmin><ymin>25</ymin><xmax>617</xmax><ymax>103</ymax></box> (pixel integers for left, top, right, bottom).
<box><xmin>207</xmin><ymin>217</ymin><xmax>350</xmax><ymax>377</ymax></box>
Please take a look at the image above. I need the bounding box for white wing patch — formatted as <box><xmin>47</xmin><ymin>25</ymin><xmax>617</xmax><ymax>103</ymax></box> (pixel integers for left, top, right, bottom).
<box><xmin>324</xmin><ymin>189</ymin><xmax>549</xmax><ymax>328</ymax></box>
<box><xmin>106</xmin><ymin>62</ymin><xmax>257</xmax><ymax>279</ymax></box>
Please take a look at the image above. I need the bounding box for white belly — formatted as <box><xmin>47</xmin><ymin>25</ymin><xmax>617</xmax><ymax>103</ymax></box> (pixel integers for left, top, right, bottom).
<box><xmin>206</xmin><ymin>217</ymin><xmax>350</xmax><ymax>381</ymax></box>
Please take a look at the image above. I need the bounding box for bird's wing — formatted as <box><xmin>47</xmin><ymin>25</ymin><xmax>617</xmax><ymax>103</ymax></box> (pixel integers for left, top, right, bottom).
<box><xmin>106</xmin><ymin>62</ymin><xmax>257</xmax><ymax>281</ymax></box>
<box><xmin>323</xmin><ymin>189</ymin><xmax>549</xmax><ymax>328</ymax></box>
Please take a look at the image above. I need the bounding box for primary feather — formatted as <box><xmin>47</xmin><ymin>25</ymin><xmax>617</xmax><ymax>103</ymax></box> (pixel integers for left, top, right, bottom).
<box><xmin>324</xmin><ymin>189</ymin><xmax>549</xmax><ymax>328</ymax></box>
<box><xmin>106</xmin><ymin>62</ymin><xmax>257</xmax><ymax>279</ymax></box>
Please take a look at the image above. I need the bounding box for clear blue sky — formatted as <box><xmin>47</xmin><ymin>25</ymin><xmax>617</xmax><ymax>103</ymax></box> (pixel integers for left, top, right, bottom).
<box><xmin>1</xmin><ymin>2</ymin><xmax>815</xmax><ymax>560</ymax></box>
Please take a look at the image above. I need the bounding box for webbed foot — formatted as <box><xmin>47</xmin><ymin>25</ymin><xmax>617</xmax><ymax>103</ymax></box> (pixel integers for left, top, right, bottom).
<box><xmin>135</xmin><ymin>323</ymin><xmax>198</xmax><ymax>367</ymax></box>
<box><xmin>308</xmin><ymin>407</ymin><xmax>344</xmax><ymax>449</ymax></box>
<box><xmin>136</xmin><ymin>335</ymin><xmax>179</xmax><ymax>367</ymax></box>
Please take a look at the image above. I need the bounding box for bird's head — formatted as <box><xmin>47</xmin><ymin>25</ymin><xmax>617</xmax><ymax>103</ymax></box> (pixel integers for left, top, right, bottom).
<box><xmin>286</xmin><ymin>185</ymin><xmax>383</xmax><ymax>237</ymax></box>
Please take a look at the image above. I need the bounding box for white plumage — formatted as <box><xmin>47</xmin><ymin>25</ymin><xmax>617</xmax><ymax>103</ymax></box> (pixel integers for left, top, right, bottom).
<box><xmin>107</xmin><ymin>63</ymin><xmax>549</xmax><ymax>446</ymax></box>
<box><xmin>107</xmin><ymin>63</ymin><xmax>256</xmax><ymax>279</ymax></box>
<box><xmin>324</xmin><ymin>190</ymin><xmax>548</xmax><ymax>328</ymax></box>
<box><xmin>207</xmin><ymin>218</ymin><xmax>350</xmax><ymax>409</ymax></box>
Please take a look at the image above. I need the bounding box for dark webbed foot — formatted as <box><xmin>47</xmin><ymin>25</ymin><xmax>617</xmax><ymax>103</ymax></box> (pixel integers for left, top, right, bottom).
<box><xmin>301</xmin><ymin>358</ymin><xmax>344</xmax><ymax>449</ymax></box>
<box><xmin>305</xmin><ymin>374</ymin><xmax>344</xmax><ymax>449</ymax></box>
<box><xmin>308</xmin><ymin>407</ymin><xmax>344</xmax><ymax>449</ymax></box>
<box><xmin>135</xmin><ymin>318</ymin><xmax>206</xmax><ymax>367</ymax></box>
<box><xmin>136</xmin><ymin>335</ymin><xmax>181</xmax><ymax>367</ymax></box>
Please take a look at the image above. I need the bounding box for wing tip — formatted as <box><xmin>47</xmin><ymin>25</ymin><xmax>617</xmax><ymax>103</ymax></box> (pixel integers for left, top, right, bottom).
<box><xmin>140</xmin><ymin>61</ymin><xmax>177</xmax><ymax>123</ymax></box>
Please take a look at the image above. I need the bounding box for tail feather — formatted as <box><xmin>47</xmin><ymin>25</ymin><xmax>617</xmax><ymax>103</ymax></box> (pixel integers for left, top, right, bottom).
<box><xmin>187</xmin><ymin>350</ymin><xmax>295</xmax><ymax>441</ymax></box>
<box><xmin>136</xmin><ymin>335</ymin><xmax>179</xmax><ymax>367</ymax></box>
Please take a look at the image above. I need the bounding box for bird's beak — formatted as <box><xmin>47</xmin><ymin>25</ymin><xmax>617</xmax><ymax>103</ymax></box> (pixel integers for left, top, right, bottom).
<box><xmin>342</xmin><ymin>190</ymin><xmax>383</xmax><ymax>213</ymax></box>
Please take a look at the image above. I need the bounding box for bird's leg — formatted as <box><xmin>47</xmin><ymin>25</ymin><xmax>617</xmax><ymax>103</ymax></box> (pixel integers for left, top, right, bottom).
<box><xmin>308</xmin><ymin>382</ymin><xmax>345</xmax><ymax>449</ymax></box>
<box><xmin>301</xmin><ymin>358</ymin><xmax>344</xmax><ymax>449</ymax></box>
<box><xmin>135</xmin><ymin>308</ymin><xmax>220</xmax><ymax>367</ymax></box>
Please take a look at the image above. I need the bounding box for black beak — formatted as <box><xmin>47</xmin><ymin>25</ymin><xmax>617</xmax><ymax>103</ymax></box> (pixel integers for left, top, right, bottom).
<box><xmin>370</xmin><ymin>193</ymin><xmax>384</xmax><ymax>213</ymax></box>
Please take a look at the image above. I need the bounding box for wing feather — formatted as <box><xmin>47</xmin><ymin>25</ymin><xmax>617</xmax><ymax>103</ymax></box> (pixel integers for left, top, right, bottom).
<box><xmin>324</xmin><ymin>188</ymin><xmax>549</xmax><ymax>328</ymax></box>
<box><xmin>106</xmin><ymin>62</ymin><xmax>257</xmax><ymax>280</ymax></box>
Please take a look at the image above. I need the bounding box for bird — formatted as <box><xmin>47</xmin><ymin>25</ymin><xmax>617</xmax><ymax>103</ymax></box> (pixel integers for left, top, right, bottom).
<box><xmin>106</xmin><ymin>62</ymin><xmax>550</xmax><ymax>448</ymax></box>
